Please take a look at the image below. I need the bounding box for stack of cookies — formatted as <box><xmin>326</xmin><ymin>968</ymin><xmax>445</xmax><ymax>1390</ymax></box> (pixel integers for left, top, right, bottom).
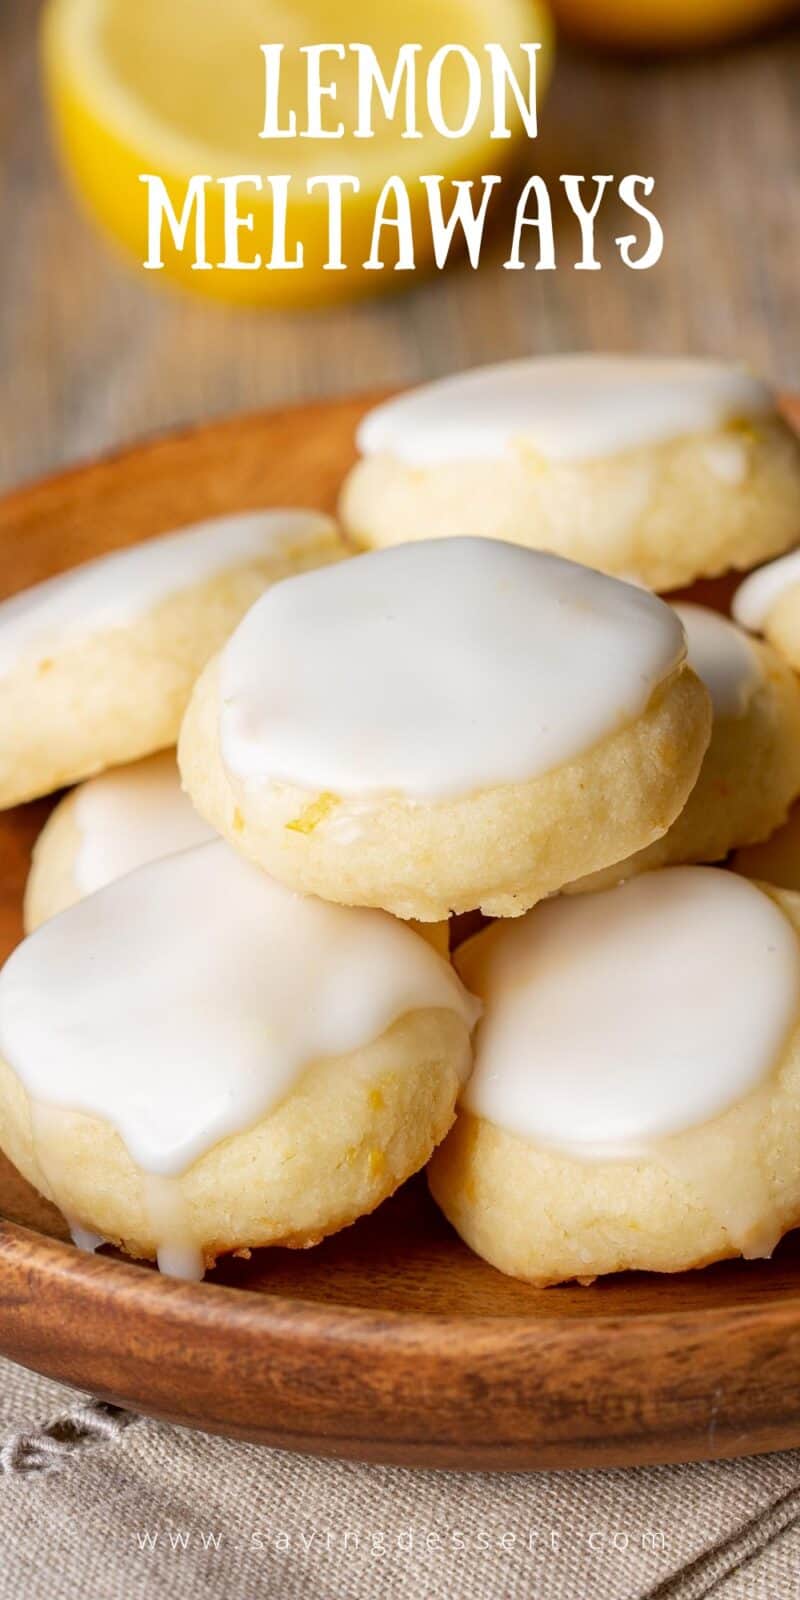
<box><xmin>2</xmin><ymin>354</ymin><xmax>800</xmax><ymax>1288</ymax></box>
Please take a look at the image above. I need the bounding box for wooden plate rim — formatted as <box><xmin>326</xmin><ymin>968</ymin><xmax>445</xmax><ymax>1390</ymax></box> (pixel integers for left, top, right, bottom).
<box><xmin>3</xmin><ymin>1212</ymin><xmax>800</xmax><ymax>1340</ymax></box>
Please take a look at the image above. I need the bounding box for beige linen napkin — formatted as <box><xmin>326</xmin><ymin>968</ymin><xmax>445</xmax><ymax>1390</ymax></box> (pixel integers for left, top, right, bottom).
<box><xmin>1</xmin><ymin>1356</ymin><xmax>800</xmax><ymax>1600</ymax></box>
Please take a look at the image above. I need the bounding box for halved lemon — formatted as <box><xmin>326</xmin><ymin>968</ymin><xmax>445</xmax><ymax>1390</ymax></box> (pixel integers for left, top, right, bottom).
<box><xmin>42</xmin><ymin>0</ymin><xmax>553</xmax><ymax>307</ymax></box>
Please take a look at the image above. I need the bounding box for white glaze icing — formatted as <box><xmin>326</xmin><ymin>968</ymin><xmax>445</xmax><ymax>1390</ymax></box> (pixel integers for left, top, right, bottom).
<box><xmin>357</xmin><ymin>355</ymin><xmax>773</xmax><ymax>467</ymax></box>
<box><xmin>72</xmin><ymin>753</ymin><xmax>215</xmax><ymax>896</ymax></box>
<box><xmin>219</xmin><ymin>539</ymin><xmax>687</xmax><ymax>802</ymax></box>
<box><xmin>733</xmin><ymin>549</ymin><xmax>800</xmax><ymax>633</ymax></box>
<box><xmin>0</xmin><ymin>840</ymin><xmax>478</xmax><ymax>1178</ymax></box>
<box><xmin>672</xmin><ymin>603</ymin><xmax>762</xmax><ymax>720</ymax></box>
<box><xmin>457</xmin><ymin>867</ymin><xmax>800</xmax><ymax>1155</ymax></box>
<box><xmin>0</xmin><ymin>508</ymin><xmax>337</xmax><ymax>679</ymax></box>
<box><xmin>67</xmin><ymin>1221</ymin><xmax>105</xmax><ymax>1254</ymax></box>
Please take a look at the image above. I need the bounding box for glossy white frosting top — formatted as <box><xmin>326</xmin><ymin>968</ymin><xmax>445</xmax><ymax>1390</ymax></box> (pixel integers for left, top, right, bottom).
<box><xmin>0</xmin><ymin>508</ymin><xmax>337</xmax><ymax>679</ymax></box>
<box><xmin>672</xmin><ymin>603</ymin><xmax>762</xmax><ymax>720</ymax></box>
<box><xmin>357</xmin><ymin>356</ymin><xmax>773</xmax><ymax>467</ymax></box>
<box><xmin>457</xmin><ymin>867</ymin><xmax>800</xmax><ymax>1154</ymax></box>
<box><xmin>0</xmin><ymin>841</ymin><xmax>479</xmax><ymax>1177</ymax></box>
<box><xmin>733</xmin><ymin>549</ymin><xmax>800</xmax><ymax>633</ymax></box>
<box><xmin>218</xmin><ymin>539</ymin><xmax>687</xmax><ymax>802</ymax></box>
<box><xmin>72</xmin><ymin>753</ymin><xmax>215</xmax><ymax>896</ymax></box>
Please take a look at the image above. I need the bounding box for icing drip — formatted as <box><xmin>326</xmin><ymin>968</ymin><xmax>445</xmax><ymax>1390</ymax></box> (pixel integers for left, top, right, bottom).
<box><xmin>733</xmin><ymin>549</ymin><xmax>800</xmax><ymax>633</ymax></box>
<box><xmin>144</xmin><ymin>1177</ymin><xmax>205</xmax><ymax>1282</ymax></box>
<box><xmin>457</xmin><ymin>868</ymin><xmax>800</xmax><ymax>1256</ymax></box>
<box><xmin>219</xmin><ymin>538</ymin><xmax>686</xmax><ymax>802</ymax></box>
<box><xmin>67</xmin><ymin>1221</ymin><xmax>105</xmax><ymax>1255</ymax></box>
<box><xmin>0</xmin><ymin>508</ymin><xmax>337</xmax><ymax>679</ymax></box>
<box><xmin>155</xmin><ymin>1242</ymin><xmax>205</xmax><ymax>1282</ymax></box>
<box><xmin>357</xmin><ymin>355</ymin><xmax>773</xmax><ymax>467</ymax></box>
<box><xmin>72</xmin><ymin>753</ymin><xmax>215</xmax><ymax>896</ymax></box>
<box><xmin>672</xmin><ymin>603</ymin><xmax>762</xmax><ymax>720</ymax></box>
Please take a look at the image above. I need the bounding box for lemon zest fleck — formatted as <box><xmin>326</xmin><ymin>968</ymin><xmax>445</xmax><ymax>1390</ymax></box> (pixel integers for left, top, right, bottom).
<box><xmin>286</xmin><ymin>792</ymin><xmax>340</xmax><ymax>835</ymax></box>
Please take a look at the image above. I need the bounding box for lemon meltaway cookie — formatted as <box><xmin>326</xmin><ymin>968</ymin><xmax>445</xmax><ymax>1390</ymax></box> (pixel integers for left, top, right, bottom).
<box><xmin>733</xmin><ymin>548</ymin><xmax>800</xmax><ymax>672</ymax></box>
<box><xmin>340</xmin><ymin>355</ymin><xmax>800</xmax><ymax>591</ymax></box>
<box><xmin>429</xmin><ymin>867</ymin><xmax>800</xmax><ymax>1285</ymax></box>
<box><xmin>0</xmin><ymin>840</ymin><xmax>478</xmax><ymax>1278</ymax></box>
<box><xmin>0</xmin><ymin>508</ymin><xmax>345</xmax><ymax>809</ymax></box>
<box><xmin>179</xmin><ymin>538</ymin><xmax>711</xmax><ymax>921</ymax></box>
<box><xmin>23</xmin><ymin>751</ymin><xmax>215</xmax><ymax>932</ymax></box>
<box><xmin>571</xmin><ymin>603</ymin><xmax>800</xmax><ymax>889</ymax></box>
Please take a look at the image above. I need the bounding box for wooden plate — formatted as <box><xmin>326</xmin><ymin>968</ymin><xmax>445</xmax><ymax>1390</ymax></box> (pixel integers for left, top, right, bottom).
<box><xmin>2</xmin><ymin>394</ymin><xmax>800</xmax><ymax>1472</ymax></box>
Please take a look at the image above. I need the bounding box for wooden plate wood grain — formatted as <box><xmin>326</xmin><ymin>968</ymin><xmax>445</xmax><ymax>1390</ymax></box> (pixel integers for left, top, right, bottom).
<box><xmin>1</xmin><ymin>393</ymin><xmax>800</xmax><ymax>1472</ymax></box>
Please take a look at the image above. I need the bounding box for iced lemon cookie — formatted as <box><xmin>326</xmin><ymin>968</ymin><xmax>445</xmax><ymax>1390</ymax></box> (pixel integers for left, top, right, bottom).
<box><xmin>0</xmin><ymin>841</ymin><xmax>478</xmax><ymax>1278</ymax></box>
<box><xmin>733</xmin><ymin>548</ymin><xmax>800</xmax><ymax>673</ymax></box>
<box><xmin>23</xmin><ymin>752</ymin><xmax>214</xmax><ymax>931</ymax></box>
<box><xmin>179</xmin><ymin>539</ymin><xmax>711</xmax><ymax>921</ymax></box>
<box><xmin>0</xmin><ymin>508</ymin><xmax>344</xmax><ymax>809</ymax></box>
<box><xmin>341</xmin><ymin>356</ymin><xmax>800</xmax><ymax>591</ymax></box>
<box><xmin>572</xmin><ymin>604</ymin><xmax>800</xmax><ymax>888</ymax></box>
<box><xmin>429</xmin><ymin>868</ymin><xmax>800</xmax><ymax>1285</ymax></box>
